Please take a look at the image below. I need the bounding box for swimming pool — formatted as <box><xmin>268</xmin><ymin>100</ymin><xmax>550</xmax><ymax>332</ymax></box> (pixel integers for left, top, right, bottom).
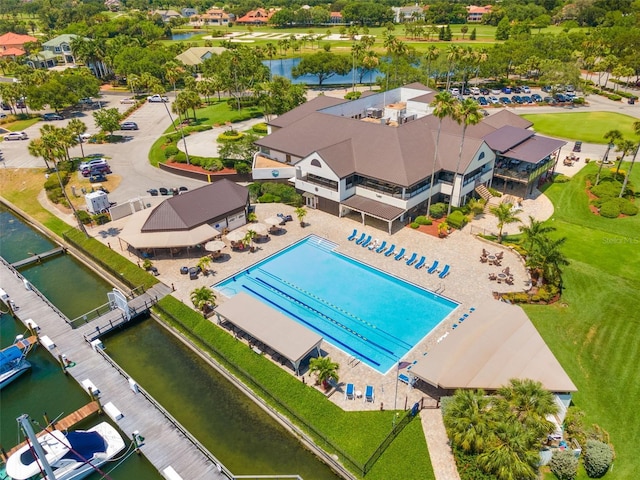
<box><xmin>214</xmin><ymin>236</ymin><xmax>458</xmax><ymax>373</ymax></box>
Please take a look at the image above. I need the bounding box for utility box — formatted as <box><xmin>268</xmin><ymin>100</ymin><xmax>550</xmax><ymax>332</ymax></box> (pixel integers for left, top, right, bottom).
<box><xmin>85</xmin><ymin>190</ymin><xmax>110</xmax><ymax>214</ymax></box>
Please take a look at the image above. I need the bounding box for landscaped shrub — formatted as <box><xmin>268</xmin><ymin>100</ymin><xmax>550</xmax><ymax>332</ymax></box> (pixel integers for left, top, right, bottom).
<box><xmin>572</xmin><ymin>97</ymin><xmax>585</xmax><ymax>105</ymax></box>
<box><xmin>258</xmin><ymin>193</ymin><xmax>281</xmax><ymax>203</ymax></box>
<box><xmin>46</xmin><ymin>187</ymin><xmax>67</xmax><ymax>206</ymax></box>
<box><xmin>76</xmin><ymin>210</ymin><xmax>92</xmax><ymax>225</ymax></box>
<box><xmin>234</xmin><ymin>161</ymin><xmax>251</xmax><ymax>174</ymax></box>
<box><xmin>606</xmin><ymin>94</ymin><xmax>622</xmax><ymax>102</ymax></box>
<box><xmin>44</xmin><ymin>171</ymin><xmax>70</xmax><ymax>190</ymax></box>
<box><xmin>501</xmin><ymin>292</ymin><xmax>530</xmax><ymax>303</ymax></box>
<box><xmin>591</xmin><ymin>180</ymin><xmax>621</xmax><ymax>199</ymax></box>
<box><xmin>554</xmin><ymin>174</ymin><xmax>570</xmax><ymax>183</ymax></box>
<box><xmin>619</xmin><ymin>199</ymin><xmax>638</xmax><ymax>216</ymax></box>
<box><xmin>550</xmin><ymin>449</ymin><xmax>579</xmax><ymax>480</ymax></box>
<box><xmin>92</xmin><ymin>213</ymin><xmax>110</xmax><ymax>225</ymax></box>
<box><xmin>537</xmin><ymin>284</ymin><xmax>559</xmax><ymax>302</ymax></box>
<box><xmin>429</xmin><ymin>202</ymin><xmax>447</xmax><ymax>219</ymax></box>
<box><xmin>345</xmin><ymin>91</ymin><xmax>361</xmax><ymax>100</ymax></box>
<box><xmin>260</xmin><ymin>183</ymin><xmax>302</xmax><ymax>206</ymax></box>
<box><xmin>217</xmin><ymin>130</ymin><xmax>244</xmax><ymax>142</ymax></box>
<box><xmin>584</xmin><ymin>439</ymin><xmax>613</xmax><ymax>478</ymax></box>
<box><xmin>446</xmin><ymin>210</ymin><xmax>468</xmax><ymax>229</ymax></box>
<box><xmin>599</xmin><ymin>200</ymin><xmax>621</xmax><ymax>218</ymax></box>
<box><xmin>415</xmin><ymin>215</ymin><xmax>431</xmax><ymax>225</ymax></box>
<box><xmin>410</xmin><ymin>222</ymin><xmax>419</xmax><ymax>229</ymax></box>
<box><xmin>164</xmin><ymin>145</ymin><xmax>179</xmax><ymax>158</ymax></box>
<box><xmin>252</xmin><ymin>122</ymin><xmax>268</xmax><ymax>134</ymax></box>
<box><xmin>487</xmin><ymin>187</ymin><xmax>502</xmax><ymax>197</ymax></box>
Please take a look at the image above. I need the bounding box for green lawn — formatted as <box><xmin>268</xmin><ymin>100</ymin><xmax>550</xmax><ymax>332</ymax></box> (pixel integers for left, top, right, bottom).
<box><xmin>522</xmin><ymin>112</ymin><xmax>639</xmax><ymax>143</ymax></box>
<box><xmin>1</xmin><ymin>116</ymin><xmax>41</xmax><ymax>133</ymax></box>
<box><xmin>526</xmin><ymin>162</ymin><xmax>640</xmax><ymax>478</ymax></box>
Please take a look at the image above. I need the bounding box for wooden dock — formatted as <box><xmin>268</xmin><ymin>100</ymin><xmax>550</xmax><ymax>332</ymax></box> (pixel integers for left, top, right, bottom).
<box><xmin>0</xmin><ymin>258</ymin><xmax>229</xmax><ymax>479</ymax></box>
<box><xmin>10</xmin><ymin>247</ymin><xmax>66</xmax><ymax>269</ymax></box>
<box><xmin>3</xmin><ymin>401</ymin><xmax>101</xmax><ymax>458</ymax></box>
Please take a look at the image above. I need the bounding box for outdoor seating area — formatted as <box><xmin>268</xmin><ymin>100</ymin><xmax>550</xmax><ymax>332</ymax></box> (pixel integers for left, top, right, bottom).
<box><xmin>480</xmin><ymin>249</ymin><xmax>504</xmax><ymax>266</ymax></box>
<box><xmin>481</xmin><ymin>249</ymin><xmax>513</xmax><ymax>284</ymax></box>
<box><xmin>563</xmin><ymin>154</ymin><xmax>579</xmax><ymax>166</ymax></box>
<box><xmin>348</xmin><ymin>230</ymin><xmax>451</xmax><ymax>278</ymax></box>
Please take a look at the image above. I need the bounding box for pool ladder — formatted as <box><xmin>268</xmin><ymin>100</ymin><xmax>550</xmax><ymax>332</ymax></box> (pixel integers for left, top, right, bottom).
<box><xmin>347</xmin><ymin>356</ymin><xmax>360</xmax><ymax>368</ymax></box>
<box><xmin>435</xmin><ymin>283</ymin><xmax>445</xmax><ymax>294</ymax></box>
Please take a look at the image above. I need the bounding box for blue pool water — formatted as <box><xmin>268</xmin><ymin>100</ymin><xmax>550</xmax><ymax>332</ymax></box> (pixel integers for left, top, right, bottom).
<box><xmin>214</xmin><ymin>236</ymin><xmax>458</xmax><ymax>373</ymax></box>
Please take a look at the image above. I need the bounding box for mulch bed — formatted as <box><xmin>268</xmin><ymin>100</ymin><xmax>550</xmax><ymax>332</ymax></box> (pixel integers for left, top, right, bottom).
<box><xmin>408</xmin><ymin>217</ymin><xmax>449</xmax><ymax>238</ymax></box>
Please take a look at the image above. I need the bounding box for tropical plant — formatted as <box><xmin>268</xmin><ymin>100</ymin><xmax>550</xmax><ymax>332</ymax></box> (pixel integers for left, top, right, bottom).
<box><xmin>490</xmin><ymin>203</ymin><xmax>521</xmax><ymax>242</ymax></box>
<box><xmin>448</xmin><ymin>98</ymin><xmax>483</xmax><ymax>217</ymax></box>
<box><xmin>619</xmin><ymin>120</ymin><xmax>640</xmax><ymax>197</ymax></box>
<box><xmin>66</xmin><ymin>119</ymin><xmax>88</xmax><ymax>158</ymax></box>
<box><xmin>308</xmin><ymin>356</ymin><xmax>339</xmax><ymax>389</ymax></box>
<box><xmin>550</xmin><ymin>449</ymin><xmax>579</xmax><ymax>480</ymax></box>
<box><xmin>243</xmin><ymin>229</ymin><xmax>257</xmax><ymax>250</ymax></box>
<box><xmin>527</xmin><ymin>236</ymin><xmax>569</xmax><ymax>286</ymax></box>
<box><xmin>518</xmin><ymin>215</ymin><xmax>556</xmax><ymax>252</ymax></box>
<box><xmin>197</xmin><ymin>256</ymin><xmax>212</xmax><ymax>276</ymax></box>
<box><xmin>596</xmin><ymin>130</ymin><xmax>622</xmax><ymax>185</ymax></box>
<box><xmin>428</xmin><ymin>92</ymin><xmax>457</xmax><ymax>215</ymax></box>
<box><xmin>476</xmin><ymin>421</ymin><xmax>538</xmax><ymax>480</ymax></box>
<box><xmin>295</xmin><ymin>206</ymin><xmax>307</xmax><ymax>226</ymax></box>
<box><xmin>584</xmin><ymin>439</ymin><xmax>614</xmax><ymax>478</ymax></box>
<box><xmin>190</xmin><ymin>286</ymin><xmax>216</xmax><ymax>312</ymax></box>
<box><xmin>443</xmin><ymin>389</ymin><xmax>493</xmax><ymax>454</ymax></box>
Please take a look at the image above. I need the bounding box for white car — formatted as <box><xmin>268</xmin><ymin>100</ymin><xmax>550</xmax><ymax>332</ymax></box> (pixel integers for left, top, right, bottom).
<box><xmin>120</xmin><ymin>97</ymin><xmax>137</xmax><ymax>104</ymax></box>
<box><xmin>79</xmin><ymin>158</ymin><xmax>107</xmax><ymax>171</ymax></box>
<box><xmin>4</xmin><ymin>131</ymin><xmax>28</xmax><ymax>141</ymax></box>
<box><xmin>78</xmin><ymin>133</ymin><xmax>92</xmax><ymax>142</ymax></box>
<box><xmin>470</xmin><ymin>87</ymin><xmax>480</xmax><ymax>95</ymax></box>
<box><xmin>522</xmin><ymin>86</ymin><xmax>531</xmax><ymax>94</ymax></box>
<box><xmin>147</xmin><ymin>94</ymin><xmax>169</xmax><ymax>103</ymax></box>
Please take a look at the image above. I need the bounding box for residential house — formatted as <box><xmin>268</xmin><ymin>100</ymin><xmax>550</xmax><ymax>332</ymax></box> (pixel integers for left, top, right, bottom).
<box><xmin>104</xmin><ymin>0</ymin><xmax>120</xmax><ymax>11</ymax></box>
<box><xmin>392</xmin><ymin>5</ymin><xmax>424</xmax><ymax>23</ymax></box>
<box><xmin>190</xmin><ymin>8</ymin><xmax>231</xmax><ymax>27</ymax></box>
<box><xmin>253</xmin><ymin>84</ymin><xmax>564</xmax><ymax>232</ymax></box>
<box><xmin>42</xmin><ymin>34</ymin><xmax>82</xmax><ymax>65</ymax></box>
<box><xmin>0</xmin><ymin>32</ymin><xmax>37</xmax><ymax>58</ymax></box>
<box><xmin>466</xmin><ymin>5</ymin><xmax>492</xmax><ymax>23</ymax></box>
<box><xmin>236</xmin><ymin>8</ymin><xmax>275</xmax><ymax>25</ymax></box>
<box><xmin>329</xmin><ymin>12</ymin><xmax>343</xmax><ymax>24</ymax></box>
<box><xmin>151</xmin><ymin>9</ymin><xmax>182</xmax><ymax>23</ymax></box>
<box><xmin>25</xmin><ymin>50</ymin><xmax>57</xmax><ymax>69</ymax></box>
<box><xmin>175</xmin><ymin>46</ymin><xmax>226</xmax><ymax>69</ymax></box>
<box><xmin>181</xmin><ymin>7</ymin><xmax>198</xmax><ymax>18</ymax></box>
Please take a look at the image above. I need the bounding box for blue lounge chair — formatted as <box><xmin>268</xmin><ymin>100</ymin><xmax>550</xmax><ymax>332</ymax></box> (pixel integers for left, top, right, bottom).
<box><xmin>384</xmin><ymin>244</ymin><xmax>396</xmax><ymax>257</ymax></box>
<box><xmin>405</xmin><ymin>252</ymin><xmax>417</xmax><ymax>266</ymax></box>
<box><xmin>394</xmin><ymin>248</ymin><xmax>406</xmax><ymax>261</ymax></box>
<box><xmin>345</xmin><ymin>383</ymin><xmax>354</xmax><ymax>400</ymax></box>
<box><xmin>427</xmin><ymin>260</ymin><xmax>439</xmax><ymax>274</ymax></box>
<box><xmin>375</xmin><ymin>241</ymin><xmax>387</xmax><ymax>253</ymax></box>
<box><xmin>361</xmin><ymin>235</ymin><xmax>372</xmax><ymax>248</ymax></box>
<box><xmin>414</xmin><ymin>256</ymin><xmax>426</xmax><ymax>269</ymax></box>
<box><xmin>364</xmin><ymin>385</ymin><xmax>375</xmax><ymax>402</ymax></box>
<box><xmin>355</xmin><ymin>233</ymin><xmax>366</xmax><ymax>245</ymax></box>
<box><xmin>398</xmin><ymin>373</ymin><xmax>417</xmax><ymax>387</ymax></box>
<box><xmin>347</xmin><ymin>229</ymin><xmax>358</xmax><ymax>241</ymax></box>
<box><xmin>439</xmin><ymin>264</ymin><xmax>450</xmax><ymax>278</ymax></box>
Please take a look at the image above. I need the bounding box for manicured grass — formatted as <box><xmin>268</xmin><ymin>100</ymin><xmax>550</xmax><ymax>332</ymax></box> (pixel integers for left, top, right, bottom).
<box><xmin>156</xmin><ymin>296</ymin><xmax>433</xmax><ymax>479</ymax></box>
<box><xmin>2</xmin><ymin>116</ymin><xmax>41</xmax><ymax>132</ymax></box>
<box><xmin>524</xmin><ymin>162</ymin><xmax>640</xmax><ymax>478</ymax></box>
<box><xmin>521</xmin><ymin>112</ymin><xmax>639</xmax><ymax>143</ymax></box>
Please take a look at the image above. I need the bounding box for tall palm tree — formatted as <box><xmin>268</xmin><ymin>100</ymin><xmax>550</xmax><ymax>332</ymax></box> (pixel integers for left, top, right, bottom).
<box><xmin>477</xmin><ymin>421</ymin><xmax>539</xmax><ymax>480</ymax></box>
<box><xmin>528</xmin><ymin>236</ymin><xmax>569</xmax><ymax>286</ymax></box>
<box><xmin>597</xmin><ymin>129</ymin><xmax>622</xmax><ymax>185</ymax></box>
<box><xmin>445</xmin><ymin>45</ymin><xmax>462</xmax><ymax>91</ymax></box>
<box><xmin>308</xmin><ymin>356</ymin><xmax>339</xmax><ymax>389</ymax></box>
<box><xmin>427</xmin><ymin>91</ymin><xmax>457</xmax><ymax>215</ymax></box>
<box><xmin>490</xmin><ymin>203</ymin><xmax>521</xmax><ymax>242</ymax></box>
<box><xmin>447</xmin><ymin>98</ymin><xmax>483</xmax><ymax>217</ymax></box>
<box><xmin>443</xmin><ymin>389</ymin><xmax>494</xmax><ymax>454</ymax></box>
<box><xmin>614</xmin><ymin>138</ymin><xmax>635</xmax><ymax>176</ymax></box>
<box><xmin>518</xmin><ymin>216</ymin><xmax>556</xmax><ymax>252</ymax></box>
<box><xmin>190</xmin><ymin>286</ymin><xmax>217</xmax><ymax>313</ymax></box>
<box><xmin>620</xmin><ymin>121</ymin><xmax>640</xmax><ymax>197</ymax></box>
<box><xmin>27</xmin><ymin>138</ymin><xmax>53</xmax><ymax>170</ymax></box>
<box><xmin>165</xmin><ymin>61</ymin><xmax>184</xmax><ymax>100</ymax></box>
<box><xmin>423</xmin><ymin>46</ymin><xmax>440</xmax><ymax>89</ymax></box>
<box><xmin>497</xmin><ymin>379</ymin><xmax>558</xmax><ymax>439</ymax></box>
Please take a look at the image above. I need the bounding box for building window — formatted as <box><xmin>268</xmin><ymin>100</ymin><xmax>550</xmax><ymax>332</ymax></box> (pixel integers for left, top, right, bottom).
<box><xmin>286</xmin><ymin>154</ymin><xmax>292</xmax><ymax>164</ymax></box>
<box><xmin>54</xmin><ymin>47</ymin><xmax>61</xmax><ymax>53</ymax></box>
<box><xmin>479</xmin><ymin>151</ymin><xmax>485</xmax><ymax>160</ymax></box>
<box><xmin>310</xmin><ymin>159</ymin><xmax>321</xmax><ymax>168</ymax></box>
<box><xmin>259</xmin><ymin>147</ymin><xmax>270</xmax><ymax>156</ymax></box>
<box><xmin>306</xmin><ymin>173</ymin><xmax>338</xmax><ymax>191</ymax></box>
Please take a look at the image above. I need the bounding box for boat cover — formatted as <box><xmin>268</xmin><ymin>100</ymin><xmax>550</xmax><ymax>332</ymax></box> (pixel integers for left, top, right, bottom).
<box><xmin>0</xmin><ymin>346</ymin><xmax>23</xmax><ymax>366</ymax></box>
<box><xmin>62</xmin><ymin>431</ymin><xmax>107</xmax><ymax>461</ymax></box>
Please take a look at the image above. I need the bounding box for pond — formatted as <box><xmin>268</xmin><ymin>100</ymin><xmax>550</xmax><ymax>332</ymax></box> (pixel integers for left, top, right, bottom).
<box><xmin>264</xmin><ymin>57</ymin><xmax>381</xmax><ymax>86</ymax></box>
<box><xmin>171</xmin><ymin>31</ymin><xmax>199</xmax><ymax>41</ymax></box>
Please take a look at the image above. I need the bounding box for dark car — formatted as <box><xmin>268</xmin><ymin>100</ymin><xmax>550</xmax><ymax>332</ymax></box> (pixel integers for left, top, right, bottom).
<box><xmin>1</xmin><ymin>103</ymin><xmax>11</xmax><ymax>111</ymax></box>
<box><xmin>522</xmin><ymin>95</ymin><xmax>532</xmax><ymax>104</ymax></box>
<box><xmin>543</xmin><ymin>96</ymin><xmax>556</xmax><ymax>104</ymax></box>
<box><xmin>532</xmin><ymin>94</ymin><xmax>543</xmax><ymax>102</ymax></box>
<box><xmin>512</xmin><ymin>86</ymin><xmax>522</xmax><ymax>94</ymax></box>
<box><xmin>512</xmin><ymin>95</ymin><xmax>523</xmax><ymax>104</ymax></box>
<box><xmin>499</xmin><ymin>96</ymin><xmax>512</xmax><ymax>105</ymax></box>
<box><xmin>16</xmin><ymin>100</ymin><xmax>26</xmax><ymax>109</ymax></box>
<box><xmin>462</xmin><ymin>87</ymin><xmax>471</xmax><ymax>95</ymax></box>
<box><xmin>477</xmin><ymin>96</ymin><xmax>488</xmax><ymax>106</ymax></box>
<box><xmin>542</xmin><ymin>85</ymin><xmax>552</xmax><ymax>93</ymax></box>
<box><xmin>89</xmin><ymin>173</ymin><xmax>107</xmax><ymax>183</ymax></box>
<box><xmin>479</xmin><ymin>87</ymin><xmax>490</xmax><ymax>95</ymax></box>
<box><xmin>82</xmin><ymin>164</ymin><xmax>111</xmax><ymax>177</ymax></box>
<box><xmin>120</xmin><ymin>121</ymin><xmax>139</xmax><ymax>130</ymax></box>
<box><xmin>554</xmin><ymin>93</ymin><xmax>568</xmax><ymax>103</ymax></box>
<box><xmin>43</xmin><ymin>113</ymin><xmax>63</xmax><ymax>121</ymax></box>
<box><xmin>573</xmin><ymin>141</ymin><xmax>582</xmax><ymax>152</ymax></box>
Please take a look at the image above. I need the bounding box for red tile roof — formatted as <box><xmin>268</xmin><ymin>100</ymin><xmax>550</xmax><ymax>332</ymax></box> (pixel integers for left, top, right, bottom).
<box><xmin>0</xmin><ymin>32</ymin><xmax>37</xmax><ymax>48</ymax></box>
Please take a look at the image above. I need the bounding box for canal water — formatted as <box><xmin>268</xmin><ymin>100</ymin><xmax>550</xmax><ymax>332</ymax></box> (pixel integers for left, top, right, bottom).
<box><xmin>265</xmin><ymin>57</ymin><xmax>380</xmax><ymax>86</ymax></box>
<box><xmin>0</xmin><ymin>206</ymin><xmax>338</xmax><ymax>480</ymax></box>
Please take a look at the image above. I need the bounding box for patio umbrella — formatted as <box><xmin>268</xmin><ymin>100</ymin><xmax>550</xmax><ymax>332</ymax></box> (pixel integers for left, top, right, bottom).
<box><xmin>204</xmin><ymin>240</ymin><xmax>226</xmax><ymax>252</ymax></box>
<box><xmin>264</xmin><ymin>216</ymin><xmax>281</xmax><ymax>226</ymax></box>
<box><xmin>226</xmin><ymin>229</ymin><xmax>246</xmax><ymax>242</ymax></box>
<box><xmin>247</xmin><ymin>223</ymin><xmax>267</xmax><ymax>235</ymax></box>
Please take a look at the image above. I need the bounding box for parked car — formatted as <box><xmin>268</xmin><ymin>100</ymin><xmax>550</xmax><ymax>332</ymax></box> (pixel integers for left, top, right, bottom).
<box><xmin>79</xmin><ymin>158</ymin><xmax>107</xmax><ymax>171</ymax></box>
<box><xmin>488</xmin><ymin>96</ymin><xmax>499</xmax><ymax>104</ymax></box>
<box><xmin>565</xmin><ymin>84</ymin><xmax>575</xmax><ymax>93</ymax></box>
<box><xmin>4</xmin><ymin>131</ymin><xmax>28</xmax><ymax>141</ymax></box>
<box><xmin>522</xmin><ymin>86</ymin><xmax>531</xmax><ymax>94</ymax></box>
<box><xmin>89</xmin><ymin>173</ymin><xmax>107</xmax><ymax>183</ymax></box>
<box><xmin>542</xmin><ymin>85</ymin><xmax>552</xmax><ymax>93</ymax></box>
<box><xmin>477</xmin><ymin>96</ymin><xmax>488</xmax><ymax>106</ymax></box>
<box><xmin>120</xmin><ymin>97</ymin><xmax>137</xmax><ymax>104</ymax></box>
<box><xmin>120</xmin><ymin>121</ymin><xmax>139</xmax><ymax>130</ymax></box>
<box><xmin>512</xmin><ymin>86</ymin><xmax>522</xmax><ymax>94</ymax></box>
<box><xmin>42</xmin><ymin>113</ymin><xmax>63</xmax><ymax>121</ymax></box>
<box><xmin>543</xmin><ymin>96</ymin><xmax>556</xmax><ymax>104</ymax></box>
<box><xmin>450</xmin><ymin>88</ymin><xmax>460</xmax><ymax>95</ymax></box>
<box><xmin>15</xmin><ymin>100</ymin><xmax>26</xmax><ymax>109</ymax></box>
<box><xmin>1</xmin><ymin>103</ymin><xmax>11</xmax><ymax>111</ymax></box>
<box><xmin>573</xmin><ymin>141</ymin><xmax>582</xmax><ymax>152</ymax></box>
<box><xmin>499</xmin><ymin>96</ymin><xmax>512</xmax><ymax>105</ymax></box>
<box><xmin>512</xmin><ymin>95</ymin><xmax>523</xmax><ymax>104</ymax></box>
<box><xmin>0</xmin><ymin>112</ymin><xmax>7</xmax><ymax>119</ymax></box>
<box><xmin>479</xmin><ymin>87</ymin><xmax>490</xmax><ymax>95</ymax></box>
<box><xmin>79</xmin><ymin>97</ymin><xmax>94</xmax><ymax>104</ymax></box>
<box><xmin>462</xmin><ymin>87</ymin><xmax>471</xmax><ymax>95</ymax></box>
<box><xmin>78</xmin><ymin>133</ymin><xmax>92</xmax><ymax>142</ymax></box>
<box><xmin>470</xmin><ymin>87</ymin><xmax>480</xmax><ymax>95</ymax></box>
<box><xmin>490</xmin><ymin>88</ymin><xmax>501</xmax><ymax>95</ymax></box>
<box><xmin>554</xmin><ymin>93</ymin><xmax>568</xmax><ymax>103</ymax></box>
<box><xmin>532</xmin><ymin>93</ymin><xmax>543</xmax><ymax>102</ymax></box>
<box><xmin>502</xmin><ymin>86</ymin><xmax>512</xmax><ymax>94</ymax></box>
<box><xmin>147</xmin><ymin>94</ymin><xmax>168</xmax><ymax>103</ymax></box>
<box><xmin>82</xmin><ymin>164</ymin><xmax>111</xmax><ymax>177</ymax></box>
<box><xmin>522</xmin><ymin>96</ymin><xmax>532</xmax><ymax>104</ymax></box>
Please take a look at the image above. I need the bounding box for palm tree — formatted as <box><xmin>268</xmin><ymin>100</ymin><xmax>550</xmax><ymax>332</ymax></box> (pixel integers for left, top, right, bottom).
<box><xmin>497</xmin><ymin>379</ymin><xmax>558</xmax><ymax>439</ymax></box>
<box><xmin>190</xmin><ymin>286</ymin><xmax>216</xmax><ymax>313</ymax></box>
<box><xmin>295</xmin><ymin>206</ymin><xmax>307</xmax><ymax>226</ymax></box>
<box><xmin>27</xmin><ymin>138</ymin><xmax>53</xmax><ymax>169</ymax></box>
<box><xmin>308</xmin><ymin>356</ymin><xmax>339</xmax><ymax>389</ymax></box>
<box><xmin>443</xmin><ymin>389</ymin><xmax>494</xmax><ymax>454</ymax></box>
<box><xmin>66</xmin><ymin>119</ymin><xmax>88</xmax><ymax>158</ymax></box>
<box><xmin>518</xmin><ymin>216</ymin><xmax>556</xmax><ymax>252</ymax></box>
<box><xmin>423</xmin><ymin>46</ymin><xmax>440</xmax><ymax>89</ymax></box>
<box><xmin>597</xmin><ymin>129</ymin><xmax>622</xmax><ymax>185</ymax></box>
<box><xmin>615</xmin><ymin>138</ymin><xmax>635</xmax><ymax>176</ymax></box>
<box><xmin>620</xmin><ymin>121</ymin><xmax>640</xmax><ymax>197</ymax></box>
<box><xmin>447</xmin><ymin>98</ymin><xmax>483</xmax><ymax>217</ymax></box>
<box><xmin>528</xmin><ymin>236</ymin><xmax>569</xmax><ymax>286</ymax></box>
<box><xmin>197</xmin><ymin>256</ymin><xmax>212</xmax><ymax>276</ymax></box>
<box><xmin>445</xmin><ymin>45</ymin><xmax>462</xmax><ymax>91</ymax></box>
<box><xmin>490</xmin><ymin>203</ymin><xmax>521</xmax><ymax>242</ymax></box>
<box><xmin>427</xmin><ymin>91</ymin><xmax>457</xmax><ymax>216</ymax></box>
<box><xmin>477</xmin><ymin>421</ymin><xmax>539</xmax><ymax>480</ymax></box>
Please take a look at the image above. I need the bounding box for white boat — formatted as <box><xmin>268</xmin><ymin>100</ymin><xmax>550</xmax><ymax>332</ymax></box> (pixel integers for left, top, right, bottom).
<box><xmin>5</xmin><ymin>416</ymin><xmax>126</xmax><ymax>480</ymax></box>
<box><xmin>0</xmin><ymin>336</ymin><xmax>36</xmax><ymax>390</ymax></box>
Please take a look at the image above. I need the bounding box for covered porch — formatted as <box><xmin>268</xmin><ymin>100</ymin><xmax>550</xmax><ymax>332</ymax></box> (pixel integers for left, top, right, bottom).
<box><xmin>214</xmin><ymin>292</ymin><xmax>323</xmax><ymax>374</ymax></box>
<box><xmin>339</xmin><ymin>195</ymin><xmax>405</xmax><ymax>235</ymax></box>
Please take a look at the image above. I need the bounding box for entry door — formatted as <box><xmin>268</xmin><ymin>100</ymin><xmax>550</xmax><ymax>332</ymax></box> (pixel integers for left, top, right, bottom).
<box><xmin>306</xmin><ymin>195</ymin><xmax>317</xmax><ymax>209</ymax></box>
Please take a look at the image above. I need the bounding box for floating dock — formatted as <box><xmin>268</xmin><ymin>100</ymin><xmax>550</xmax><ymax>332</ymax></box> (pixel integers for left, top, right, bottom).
<box><xmin>10</xmin><ymin>247</ymin><xmax>66</xmax><ymax>269</ymax></box>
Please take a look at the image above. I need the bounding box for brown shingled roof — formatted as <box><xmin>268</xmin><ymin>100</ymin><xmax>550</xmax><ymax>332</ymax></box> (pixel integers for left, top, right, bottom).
<box><xmin>483</xmin><ymin>125</ymin><xmax>535</xmax><ymax>153</ymax></box>
<box><xmin>141</xmin><ymin>179</ymin><xmax>247</xmax><ymax>232</ymax></box>
<box><xmin>268</xmin><ymin>96</ymin><xmax>347</xmax><ymax>128</ymax></box>
<box><xmin>503</xmin><ymin>135</ymin><xmax>566</xmax><ymax>164</ymax></box>
<box><xmin>482</xmin><ymin>109</ymin><xmax>533</xmax><ymax>130</ymax></box>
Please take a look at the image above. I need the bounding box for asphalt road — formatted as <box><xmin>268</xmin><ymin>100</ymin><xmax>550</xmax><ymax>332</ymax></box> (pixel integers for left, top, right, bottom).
<box><xmin>1</xmin><ymin>92</ymin><xmax>209</xmax><ymax>204</ymax></box>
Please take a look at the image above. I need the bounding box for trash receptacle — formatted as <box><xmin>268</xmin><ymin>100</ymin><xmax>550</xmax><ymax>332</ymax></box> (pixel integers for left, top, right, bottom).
<box><xmin>629</xmin><ymin>97</ymin><xmax>636</xmax><ymax>105</ymax></box>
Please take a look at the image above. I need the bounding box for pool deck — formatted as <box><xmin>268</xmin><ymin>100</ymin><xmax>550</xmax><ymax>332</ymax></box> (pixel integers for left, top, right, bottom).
<box><xmin>88</xmin><ymin>197</ymin><xmax>552</xmax><ymax>480</ymax></box>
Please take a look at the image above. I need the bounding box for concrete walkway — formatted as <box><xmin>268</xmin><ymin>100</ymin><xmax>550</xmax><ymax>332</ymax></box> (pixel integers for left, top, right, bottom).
<box><xmin>176</xmin><ymin>117</ymin><xmax>265</xmax><ymax>157</ymax></box>
<box><xmin>421</xmin><ymin>409</ymin><xmax>461</xmax><ymax>480</ymax></box>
